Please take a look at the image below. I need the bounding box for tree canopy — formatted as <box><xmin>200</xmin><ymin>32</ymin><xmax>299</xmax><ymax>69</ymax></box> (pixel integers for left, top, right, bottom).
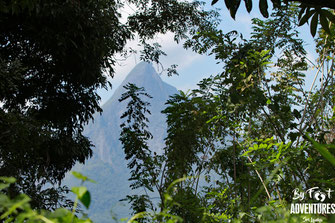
<box><xmin>118</xmin><ymin>4</ymin><xmax>335</xmax><ymax>222</ymax></box>
<box><xmin>1</xmin><ymin>0</ymin><xmax>335</xmax><ymax>222</ymax></box>
<box><xmin>211</xmin><ymin>0</ymin><xmax>335</xmax><ymax>36</ymax></box>
<box><xmin>0</xmin><ymin>0</ymin><xmax>216</xmax><ymax>209</ymax></box>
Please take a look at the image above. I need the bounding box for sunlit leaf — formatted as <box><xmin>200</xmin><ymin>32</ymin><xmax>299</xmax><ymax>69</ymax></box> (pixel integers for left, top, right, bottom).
<box><xmin>0</xmin><ymin>194</ymin><xmax>31</xmax><ymax>219</ymax></box>
<box><xmin>71</xmin><ymin>186</ymin><xmax>91</xmax><ymax>209</ymax></box>
<box><xmin>0</xmin><ymin>177</ymin><xmax>16</xmax><ymax>184</ymax></box>
<box><xmin>72</xmin><ymin>171</ymin><xmax>96</xmax><ymax>183</ymax></box>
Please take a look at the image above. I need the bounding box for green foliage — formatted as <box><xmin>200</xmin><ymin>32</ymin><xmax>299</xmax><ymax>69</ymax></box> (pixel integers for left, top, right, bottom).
<box><xmin>72</xmin><ymin>172</ymin><xmax>97</xmax><ymax>185</ymax></box>
<box><xmin>0</xmin><ymin>173</ymin><xmax>94</xmax><ymax>223</ymax></box>
<box><xmin>127</xmin><ymin>177</ymin><xmax>194</xmax><ymax>223</ymax></box>
<box><xmin>118</xmin><ymin>4</ymin><xmax>335</xmax><ymax>222</ymax></box>
<box><xmin>0</xmin><ymin>0</ymin><xmax>218</xmax><ymax>210</ymax></box>
<box><xmin>119</xmin><ymin>83</ymin><xmax>157</xmax><ymax>218</ymax></box>
<box><xmin>71</xmin><ymin>187</ymin><xmax>91</xmax><ymax>210</ymax></box>
<box><xmin>2</xmin><ymin>0</ymin><xmax>335</xmax><ymax>222</ymax></box>
<box><xmin>211</xmin><ymin>0</ymin><xmax>335</xmax><ymax>37</ymax></box>
<box><xmin>119</xmin><ymin>83</ymin><xmax>153</xmax><ymax>189</ymax></box>
<box><xmin>1</xmin><ymin>172</ymin><xmax>332</xmax><ymax>222</ymax></box>
<box><xmin>306</xmin><ymin>135</ymin><xmax>335</xmax><ymax>167</ymax></box>
<box><xmin>298</xmin><ymin>8</ymin><xmax>335</xmax><ymax>37</ymax></box>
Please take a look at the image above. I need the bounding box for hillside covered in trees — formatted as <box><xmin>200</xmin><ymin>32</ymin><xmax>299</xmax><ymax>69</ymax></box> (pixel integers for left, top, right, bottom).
<box><xmin>1</xmin><ymin>0</ymin><xmax>335</xmax><ymax>222</ymax></box>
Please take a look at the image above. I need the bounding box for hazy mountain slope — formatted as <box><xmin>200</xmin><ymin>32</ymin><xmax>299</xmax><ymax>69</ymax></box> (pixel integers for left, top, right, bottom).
<box><xmin>64</xmin><ymin>62</ymin><xmax>178</xmax><ymax>222</ymax></box>
<box><xmin>86</xmin><ymin>61</ymin><xmax>177</xmax><ymax>163</ymax></box>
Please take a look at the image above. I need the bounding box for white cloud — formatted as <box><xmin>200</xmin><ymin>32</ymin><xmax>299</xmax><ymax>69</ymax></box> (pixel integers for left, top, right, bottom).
<box><xmin>97</xmin><ymin>1</ymin><xmax>223</xmax><ymax>104</ymax></box>
<box><xmin>98</xmin><ymin>32</ymin><xmax>205</xmax><ymax>105</ymax></box>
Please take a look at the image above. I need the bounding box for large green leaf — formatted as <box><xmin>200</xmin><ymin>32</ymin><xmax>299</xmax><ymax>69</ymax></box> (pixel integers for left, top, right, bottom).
<box><xmin>322</xmin><ymin>9</ymin><xmax>335</xmax><ymax>24</ymax></box>
<box><xmin>211</xmin><ymin>0</ymin><xmax>219</xmax><ymax>6</ymax></box>
<box><xmin>320</xmin><ymin>13</ymin><xmax>330</xmax><ymax>33</ymax></box>
<box><xmin>298</xmin><ymin>5</ymin><xmax>307</xmax><ymax>21</ymax></box>
<box><xmin>244</xmin><ymin>0</ymin><xmax>252</xmax><ymax>13</ymax></box>
<box><xmin>310</xmin><ymin>12</ymin><xmax>319</xmax><ymax>37</ymax></box>
<box><xmin>0</xmin><ymin>177</ymin><xmax>16</xmax><ymax>190</ymax></box>
<box><xmin>259</xmin><ymin>0</ymin><xmax>269</xmax><ymax>18</ymax></box>
<box><xmin>224</xmin><ymin>0</ymin><xmax>232</xmax><ymax>10</ymax></box>
<box><xmin>306</xmin><ymin>135</ymin><xmax>335</xmax><ymax>167</ymax></box>
<box><xmin>71</xmin><ymin>186</ymin><xmax>91</xmax><ymax>209</ymax></box>
<box><xmin>0</xmin><ymin>194</ymin><xmax>31</xmax><ymax>220</ymax></box>
<box><xmin>298</xmin><ymin>9</ymin><xmax>315</xmax><ymax>26</ymax></box>
<box><xmin>72</xmin><ymin>171</ymin><xmax>96</xmax><ymax>183</ymax></box>
<box><xmin>230</xmin><ymin>0</ymin><xmax>241</xmax><ymax>20</ymax></box>
<box><xmin>0</xmin><ymin>177</ymin><xmax>16</xmax><ymax>184</ymax></box>
<box><xmin>270</xmin><ymin>0</ymin><xmax>280</xmax><ymax>8</ymax></box>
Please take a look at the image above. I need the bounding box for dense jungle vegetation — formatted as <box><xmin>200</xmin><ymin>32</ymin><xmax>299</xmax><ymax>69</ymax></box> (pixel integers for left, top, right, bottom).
<box><xmin>1</xmin><ymin>0</ymin><xmax>335</xmax><ymax>222</ymax></box>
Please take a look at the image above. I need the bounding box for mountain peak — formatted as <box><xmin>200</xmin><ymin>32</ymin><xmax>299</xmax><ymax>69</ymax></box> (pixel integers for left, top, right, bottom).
<box><xmin>86</xmin><ymin>62</ymin><xmax>178</xmax><ymax>162</ymax></box>
<box><xmin>103</xmin><ymin>62</ymin><xmax>173</xmax><ymax>110</ymax></box>
<box><xmin>70</xmin><ymin>62</ymin><xmax>179</xmax><ymax>221</ymax></box>
<box><xmin>131</xmin><ymin>61</ymin><xmax>155</xmax><ymax>74</ymax></box>
<box><xmin>121</xmin><ymin>61</ymin><xmax>160</xmax><ymax>85</ymax></box>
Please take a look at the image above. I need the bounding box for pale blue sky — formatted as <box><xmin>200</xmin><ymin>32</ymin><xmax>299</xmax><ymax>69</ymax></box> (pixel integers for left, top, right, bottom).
<box><xmin>98</xmin><ymin>0</ymin><xmax>318</xmax><ymax>105</ymax></box>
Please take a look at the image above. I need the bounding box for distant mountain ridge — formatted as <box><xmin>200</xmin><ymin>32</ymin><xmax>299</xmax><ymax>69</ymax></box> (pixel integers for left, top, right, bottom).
<box><xmin>64</xmin><ymin>62</ymin><xmax>178</xmax><ymax>222</ymax></box>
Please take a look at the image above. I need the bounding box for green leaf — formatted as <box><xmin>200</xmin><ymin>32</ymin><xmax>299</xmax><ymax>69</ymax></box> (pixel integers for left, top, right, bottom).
<box><xmin>322</xmin><ymin>9</ymin><xmax>335</xmax><ymax>24</ymax></box>
<box><xmin>0</xmin><ymin>194</ymin><xmax>31</xmax><ymax>219</ymax></box>
<box><xmin>239</xmin><ymin>212</ymin><xmax>246</xmax><ymax>219</ymax></box>
<box><xmin>244</xmin><ymin>0</ymin><xmax>252</xmax><ymax>13</ymax></box>
<box><xmin>72</xmin><ymin>171</ymin><xmax>96</xmax><ymax>183</ymax></box>
<box><xmin>230</xmin><ymin>0</ymin><xmax>241</xmax><ymax>20</ymax></box>
<box><xmin>298</xmin><ymin>6</ymin><xmax>307</xmax><ymax>21</ymax></box>
<box><xmin>310</xmin><ymin>12</ymin><xmax>319</xmax><ymax>37</ymax></box>
<box><xmin>320</xmin><ymin>12</ymin><xmax>330</xmax><ymax>34</ymax></box>
<box><xmin>0</xmin><ymin>177</ymin><xmax>16</xmax><ymax>190</ymax></box>
<box><xmin>49</xmin><ymin>208</ymin><xmax>71</xmax><ymax>218</ymax></box>
<box><xmin>259</xmin><ymin>0</ymin><xmax>269</xmax><ymax>18</ymax></box>
<box><xmin>0</xmin><ymin>177</ymin><xmax>16</xmax><ymax>184</ymax></box>
<box><xmin>127</xmin><ymin>212</ymin><xmax>147</xmax><ymax>222</ymax></box>
<box><xmin>71</xmin><ymin>186</ymin><xmax>91</xmax><ymax>209</ymax></box>
<box><xmin>211</xmin><ymin>0</ymin><xmax>219</xmax><ymax>6</ymax></box>
<box><xmin>71</xmin><ymin>186</ymin><xmax>87</xmax><ymax>197</ymax></box>
<box><xmin>224</xmin><ymin>0</ymin><xmax>232</xmax><ymax>10</ymax></box>
<box><xmin>270</xmin><ymin>0</ymin><xmax>280</xmax><ymax>8</ymax></box>
<box><xmin>166</xmin><ymin>177</ymin><xmax>190</xmax><ymax>194</ymax></box>
<box><xmin>306</xmin><ymin>135</ymin><xmax>335</xmax><ymax>167</ymax></box>
<box><xmin>80</xmin><ymin>190</ymin><xmax>91</xmax><ymax>209</ymax></box>
<box><xmin>293</xmin><ymin>109</ymin><xmax>301</xmax><ymax>119</ymax></box>
<box><xmin>298</xmin><ymin>9</ymin><xmax>315</xmax><ymax>26</ymax></box>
